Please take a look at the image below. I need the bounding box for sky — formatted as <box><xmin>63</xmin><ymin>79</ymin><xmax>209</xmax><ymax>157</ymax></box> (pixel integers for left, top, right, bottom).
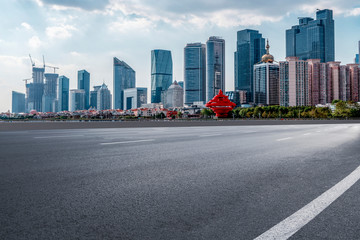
<box><xmin>1</xmin><ymin>0</ymin><xmax>360</xmax><ymax>112</ymax></box>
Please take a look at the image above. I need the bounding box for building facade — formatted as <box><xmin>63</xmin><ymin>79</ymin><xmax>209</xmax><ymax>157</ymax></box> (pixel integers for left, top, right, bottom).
<box><xmin>57</xmin><ymin>76</ymin><xmax>69</xmax><ymax>112</ymax></box>
<box><xmin>12</xmin><ymin>91</ymin><xmax>25</xmax><ymax>113</ymax></box>
<box><xmin>42</xmin><ymin>73</ymin><xmax>58</xmax><ymax>112</ymax></box>
<box><xmin>286</xmin><ymin>9</ymin><xmax>335</xmax><ymax>63</ymax></box>
<box><xmin>151</xmin><ymin>49</ymin><xmax>173</xmax><ymax>103</ymax></box>
<box><xmin>184</xmin><ymin>43</ymin><xmax>206</xmax><ymax>105</ymax></box>
<box><xmin>113</xmin><ymin>58</ymin><xmax>136</xmax><ymax>110</ymax></box>
<box><xmin>123</xmin><ymin>88</ymin><xmax>148</xmax><ymax>110</ymax></box>
<box><xmin>77</xmin><ymin>70</ymin><xmax>90</xmax><ymax>110</ymax></box>
<box><xmin>70</xmin><ymin>89</ymin><xmax>85</xmax><ymax>111</ymax></box>
<box><xmin>90</xmin><ymin>85</ymin><xmax>101</xmax><ymax>109</ymax></box>
<box><xmin>206</xmin><ymin>36</ymin><xmax>225</xmax><ymax>102</ymax></box>
<box><xmin>97</xmin><ymin>83</ymin><xmax>111</xmax><ymax>111</ymax></box>
<box><xmin>26</xmin><ymin>67</ymin><xmax>45</xmax><ymax>112</ymax></box>
<box><xmin>163</xmin><ymin>81</ymin><xmax>184</xmax><ymax>109</ymax></box>
<box><xmin>235</xmin><ymin>29</ymin><xmax>266</xmax><ymax>104</ymax></box>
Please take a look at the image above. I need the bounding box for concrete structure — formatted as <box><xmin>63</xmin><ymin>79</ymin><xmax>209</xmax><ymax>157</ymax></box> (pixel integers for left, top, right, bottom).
<box><xmin>206</xmin><ymin>36</ymin><xmax>225</xmax><ymax>102</ymax></box>
<box><xmin>57</xmin><ymin>76</ymin><xmax>69</xmax><ymax>112</ymax></box>
<box><xmin>184</xmin><ymin>43</ymin><xmax>206</xmax><ymax>105</ymax></box>
<box><xmin>286</xmin><ymin>9</ymin><xmax>334</xmax><ymax>63</ymax></box>
<box><xmin>123</xmin><ymin>88</ymin><xmax>148</xmax><ymax>110</ymax></box>
<box><xmin>113</xmin><ymin>58</ymin><xmax>135</xmax><ymax>110</ymax></box>
<box><xmin>42</xmin><ymin>73</ymin><xmax>58</xmax><ymax>112</ymax></box>
<box><xmin>77</xmin><ymin>70</ymin><xmax>90</xmax><ymax>110</ymax></box>
<box><xmin>163</xmin><ymin>81</ymin><xmax>184</xmax><ymax>108</ymax></box>
<box><xmin>97</xmin><ymin>83</ymin><xmax>111</xmax><ymax>111</ymax></box>
<box><xmin>26</xmin><ymin>67</ymin><xmax>45</xmax><ymax>112</ymax></box>
<box><xmin>70</xmin><ymin>89</ymin><xmax>85</xmax><ymax>112</ymax></box>
<box><xmin>235</xmin><ymin>29</ymin><xmax>266</xmax><ymax>103</ymax></box>
<box><xmin>12</xmin><ymin>91</ymin><xmax>25</xmax><ymax>113</ymax></box>
<box><xmin>151</xmin><ymin>50</ymin><xmax>172</xmax><ymax>103</ymax></box>
<box><xmin>90</xmin><ymin>85</ymin><xmax>101</xmax><ymax>109</ymax></box>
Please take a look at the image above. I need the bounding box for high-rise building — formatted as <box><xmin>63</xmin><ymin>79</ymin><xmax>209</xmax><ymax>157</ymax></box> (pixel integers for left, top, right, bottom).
<box><xmin>123</xmin><ymin>88</ymin><xmax>148</xmax><ymax>110</ymax></box>
<box><xmin>253</xmin><ymin>41</ymin><xmax>279</xmax><ymax>106</ymax></box>
<box><xmin>163</xmin><ymin>81</ymin><xmax>184</xmax><ymax>108</ymax></box>
<box><xmin>356</xmin><ymin>41</ymin><xmax>360</xmax><ymax>64</ymax></box>
<box><xmin>113</xmin><ymin>58</ymin><xmax>136</xmax><ymax>110</ymax></box>
<box><xmin>90</xmin><ymin>85</ymin><xmax>101</xmax><ymax>109</ymax></box>
<box><xmin>42</xmin><ymin>73</ymin><xmax>58</xmax><ymax>112</ymax></box>
<box><xmin>151</xmin><ymin>49</ymin><xmax>173</xmax><ymax>103</ymax></box>
<box><xmin>58</xmin><ymin>76</ymin><xmax>69</xmax><ymax>112</ymax></box>
<box><xmin>77</xmin><ymin>70</ymin><xmax>90</xmax><ymax>109</ymax></box>
<box><xmin>286</xmin><ymin>9</ymin><xmax>334</xmax><ymax>63</ymax></box>
<box><xmin>235</xmin><ymin>29</ymin><xmax>266</xmax><ymax>103</ymax></box>
<box><xmin>206</xmin><ymin>37</ymin><xmax>225</xmax><ymax>102</ymax></box>
<box><xmin>178</xmin><ymin>81</ymin><xmax>184</xmax><ymax>89</ymax></box>
<box><xmin>70</xmin><ymin>89</ymin><xmax>85</xmax><ymax>111</ymax></box>
<box><xmin>184</xmin><ymin>43</ymin><xmax>206</xmax><ymax>105</ymax></box>
<box><xmin>97</xmin><ymin>83</ymin><xmax>112</xmax><ymax>110</ymax></box>
<box><xmin>12</xmin><ymin>91</ymin><xmax>25</xmax><ymax>113</ymax></box>
<box><xmin>26</xmin><ymin>67</ymin><xmax>45</xmax><ymax>112</ymax></box>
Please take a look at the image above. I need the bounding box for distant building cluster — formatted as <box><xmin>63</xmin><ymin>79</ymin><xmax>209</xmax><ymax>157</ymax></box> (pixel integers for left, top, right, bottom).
<box><xmin>10</xmin><ymin>9</ymin><xmax>360</xmax><ymax>114</ymax></box>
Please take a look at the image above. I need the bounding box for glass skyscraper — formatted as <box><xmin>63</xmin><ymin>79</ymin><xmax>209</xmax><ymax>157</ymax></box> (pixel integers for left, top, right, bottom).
<box><xmin>184</xmin><ymin>43</ymin><xmax>206</xmax><ymax>105</ymax></box>
<box><xmin>77</xmin><ymin>69</ymin><xmax>90</xmax><ymax>110</ymax></box>
<box><xmin>151</xmin><ymin>49</ymin><xmax>173</xmax><ymax>103</ymax></box>
<box><xmin>70</xmin><ymin>89</ymin><xmax>85</xmax><ymax>111</ymax></box>
<box><xmin>97</xmin><ymin>83</ymin><xmax>112</xmax><ymax>110</ymax></box>
<box><xmin>286</xmin><ymin>9</ymin><xmax>334</xmax><ymax>63</ymax></box>
<box><xmin>58</xmin><ymin>76</ymin><xmax>69</xmax><ymax>112</ymax></box>
<box><xmin>234</xmin><ymin>29</ymin><xmax>265</xmax><ymax>104</ymax></box>
<box><xmin>113</xmin><ymin>57</ymin><xmax>136</xmax><ymax>110</ymax></box>
<box><xmin>26</xmin><ymin>67</ymin><xmax>45</xmax><ymax>112</ymax></box>
<box><xmin>206</xmin><ymin>37</ymin><xmax>225</xmax><ymax>102</ymax></box>
<box><xmin>12</xmin><ymin>91</ymin><xmax>25</xmax><ymax>113</ymax></box>
<box><xmin>42</xmin><ymin>73</ymin><xmax>58</xmax><ymax>112</ymax></box>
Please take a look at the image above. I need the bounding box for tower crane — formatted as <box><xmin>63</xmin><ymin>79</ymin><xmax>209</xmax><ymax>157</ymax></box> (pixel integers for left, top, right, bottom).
<box><xmin>23</xmin><ymin>78</ymin><xmax>32</xmax><ymax>85</ymax></box>
<box><xmin>43</xmin><ymin>55</ymin><xmax>59</xmax><ymax>73</ymax></box>
<box><xmin>29</xmin><ymin>54</ymin><xmax>35</xmax><ymax>67</ymax></box>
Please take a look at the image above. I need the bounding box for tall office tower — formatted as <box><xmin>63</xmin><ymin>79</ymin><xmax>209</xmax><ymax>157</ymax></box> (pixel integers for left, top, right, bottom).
<box><xmin>286</xmin><ymin>9</ymin><xmax>334</xmax><ymax>63</ymax></box>
<box><xmin>12</xmin><ymin>91</ymin><xmax>25</xmax><ymax>113</ymax></box>
<box><xmin>163</xmin><ymin>81</ymin><xmax>184</xmax><ymax>108</ymax></box>
<box><xmin>77</xmin><ymin>70</ymin><xmax>90</xmax><ymax>109</ymax></box>
<box><xmin>184</xmin><ymin>43</ymin><xmax>206</xmax><ymax>105</ymax></box>
<box><xmin>123</xmin><ymin>88</ymin><xmax>148</xmax><ymax>110</ymax></box>
<box><xmin>70</xmin><ymin>89</ymin><xmax>85</xmax><ymax>111</ymax></box>
<box><xmin>151</xmin><ymin>49</ymin><xmax>173</xmax><ymax>103</ymax></box>
<box><xmin>177</xmin><ymin>81</ymin><xmax>184</xmax><ymax>89</ymax></box>
<box><xmin>279</xmin><ymin>57</ymin><xmax>309</xmax><ymax>107</ymax></box>
<box><xmin>97</xmin><ymin>83</ymin><xmax>112</xmax><ymax>110</ymax></box>
<box><xmin>57</xmin><ymin>76</ymin><xmax>69</xmax><ymax>112</ymax></box>
<box><xmin>42</xmin><ymin>73</ymin><xmax>58</xmax><ymax>112</ymax></box>
<box><xmin>26</xmin><ymin>67</ymin><xmax>45</xmax><ymax>112</ymax></box>
<box><xmin>235</xmin><ymin>29</ymin><xmax>266</xmax><ymax>104</ymax></box>
<box><xmin>90</xmin><ymin>85</ymin><xmax>101</xmax><ymax>109</ymax></box>
<box><xmin>253</xmin><ymin>41</ymin><xmax>279</xmax><ymax>106</ymax></box>
<box><xmin>113</xmin><ymin>57</ymin><xmax>136</xmax><ymax>109</ymax></box>
<box><xmin>206</xmin><ymin>37</ymin><xmax>225</xmax><ymax>102</ymax></box>
<box><xmin>356</xmin><ymin>41</ymin><xmax>360</xmax><ymax>64</ymax></box>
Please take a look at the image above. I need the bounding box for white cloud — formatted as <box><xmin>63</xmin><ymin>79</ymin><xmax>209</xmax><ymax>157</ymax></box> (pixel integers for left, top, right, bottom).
<box><xmin>46</xmin><ymin>24</ymin><xmax>77</xmax><ymax>39</ymax></box>
<box><xmin>21</xmin><ymin>22</ymin><xmax>33</xmax><ymax>31</ymax></box>
<box><xmin>28</xmin><ymin>36</ymin><xmax>42</xmax><ymax>48</ymax></box>
<box><xmin>109</xmin><ymin>17</ymin><xmax>153</xmax><ymax>33</ymax></box>
<box><xmin>346</xmin><ymin>8</ymin><xmax>360</xmax><ymax>16</ymax></box>
<box><xmin>70</xmin><ymin>51</ymin><xmax>81</xmax><ymax>56</ymax></box>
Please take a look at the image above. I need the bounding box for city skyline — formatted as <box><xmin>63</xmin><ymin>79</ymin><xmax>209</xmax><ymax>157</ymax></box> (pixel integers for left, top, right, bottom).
<box><xmin>1</xmin><ymin>0</ymin><xmax>360</xmax><ymax>112</ymax></box>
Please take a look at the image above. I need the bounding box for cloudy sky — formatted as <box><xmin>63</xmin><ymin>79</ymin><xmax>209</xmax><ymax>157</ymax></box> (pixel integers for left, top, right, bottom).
<box><xmin>1</xmin><ymin>0</ymin><xmax>360</xmax><ymax>112</ymax></box>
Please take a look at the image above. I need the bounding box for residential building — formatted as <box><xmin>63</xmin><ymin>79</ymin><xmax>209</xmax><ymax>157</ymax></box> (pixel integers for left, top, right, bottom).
<box><xmin>97</xmin><ymin>83</ymin><xmax>111</xmax><ymax>110</ymax></box>
<box><xmin>235</xmin><ymin>29</ymin><xmax>266</xmax><ymax>103</ymax></box>
<box><xmin>123</xmin><ymin>88</ymin><xmax>148</xmax><ymax>110</ymax></box>
<box><xmin>113</xmin><ymin>58</ymin><xmax>136</xmax><ymax>109</ymax></box>
<box><xmin>151</xmin><ymin>49</ymin><xmax>173</xmax><ymax>103</ymax></box>
<box><xmin>70</xmin><ymin>89</ymin><xmax>85</xmax><ymax>111</ymax></box>
<box><xmin>184</xmin><ymin>43</ymin><xmax>206</xmax><ymax>105</ymax></box>
<box><xmin>286</xmin><ymin>9</ymin><xmax>335</xmax><ymax>63</ymax></box>
<box><xmin>12</xmin><ymin>91</ymin><xmax>25</xmax><ymax>113</ymax></box>
<box><xmin>206</xmin><ymin>36</ymin><xmax>225</xmax><ymax>102</ymax></box>
<box><xmin>78</xmin><ymin>69</ymin><xmax>90</xmax><ymax>109</ymax></box>
<box><xmin>57</xmin><ymin>76</ymin><xmax>69</xmax><ymax>112</ymax></box>
<box><xmin>163</xmin><ymin>81</ymin><xmax>184</xmax><ymax>108</ymax></box>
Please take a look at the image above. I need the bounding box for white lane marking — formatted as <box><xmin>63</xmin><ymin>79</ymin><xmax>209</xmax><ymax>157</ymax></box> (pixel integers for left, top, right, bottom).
<box><xmin>303</xmin><ymin>133</ymin><xmax>311</xmax><ymax>136</ymax></box>
<box><xmin>199</xmin><ymin>134</ymin><xmax>222</xmax><ymax>137</ymax></box>
<box><xmin>276</xmin><ymin>137</ymin><xmax>293</xmax><ymax>141</ymax></box>
<box><xmin>34</xmin><ymin>135</ymin><xmax>84</xmax><ymax>139</ymax></box>
<box><xmin>254</xmin><ymin>165</ymin><xmax>360</xmax><ymax>240</ymax></box>
<box><xmin>316</xmin><ymin>131</ymin><xmax>321</xmax><ymax>133</ymax></box>
<box><xmin>100</xmin><ymin>139</ymin><xmax>155</xmax><ymax>145</ymax></box>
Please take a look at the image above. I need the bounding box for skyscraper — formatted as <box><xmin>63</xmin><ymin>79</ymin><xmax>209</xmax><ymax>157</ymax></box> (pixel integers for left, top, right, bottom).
<box><xmin>58</xmin><ymin>76</ymin><xmax>69</xmax><ymax>112</ymax></box>
<box><xmin>113</xmin><ymin>58</ymin><xmax>136</xmax><ymax>109</ymax></box>
<box><xmin>70</xmin><ymin>89</ymin><xmax>85</xmax><ymax>111</ymax></box>
<box><xmin>151</xmin><ymin>49</ymin><xmax>173</xmax><ymax>103</ymax></box>
<box><xmin>286</xmin><ymin>9</ymin><xmax>334</xmax><ymax>63</ymax></box>
<box><xmin>12</xmin><ymin>91</ymin><xmax>25</xmax><ymax>113</ymax></box>
<box><xmin>206</xmin><ymin>37</ymin><xmax>225</xmax><ymax>102</ymax></box>
<box><xmin>97</xmin><ymin>83</ymin><xmax>112</xmax><ymax>110</ymax></box>
<box><xmin>356</xmin><ymin>40</ymin><xmax>360</xmax><ymax>64</ymax></box>
<box><xmin>42</xmin><ymin>73</ymin><xmax>58</xmax><ymax>112</ymax></box>
<box><xmin>78</xmin><ymin>70</ymin><xmax>90</xmax><ymax>109</ymax></box>
<box><xmin>26</xmin><ymin>67</ymin><xmax>44</xmax><ymax>112</ymax></box>
<box><xmin>234</xmin><ymin>29</ymin><xmax>265</xmax><ymax>103</ymax></box>
<box><xmin>184</xmin><ymin>43</ymin><xmax>206</xmax><ymax>105</ymax></box>
<box><xmin>90</xmin><ymin>85</ymin><xmax>101</xmax><ymax>109</ymax></box>
<box><xmin>163</xmin><ymin>81</ymin><xmax>184</xmax><ymax>108</ymax></box>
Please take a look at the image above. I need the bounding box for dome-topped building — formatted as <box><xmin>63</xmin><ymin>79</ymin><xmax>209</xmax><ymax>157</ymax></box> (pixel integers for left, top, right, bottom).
<box><xmin>261</xmin><ymin>39</ymin><xmax>274</xmax><ymax>63</ymax></box>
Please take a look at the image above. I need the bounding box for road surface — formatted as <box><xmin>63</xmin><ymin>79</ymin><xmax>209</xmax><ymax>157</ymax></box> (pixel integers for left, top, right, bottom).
<box><xmin>1</xmin><ymin>124</ymin><xmax>360</xmax><ymax>239</ymax></box>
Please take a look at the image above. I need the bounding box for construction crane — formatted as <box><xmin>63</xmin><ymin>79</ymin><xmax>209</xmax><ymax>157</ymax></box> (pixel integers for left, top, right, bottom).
<box><xmin>43</xmin><ymin>55</ymin><xmax>59</xmax><ymax>73</ymax></box>
<box><xmin>29</xmin><ymin>54</ymin><xmax>35</xmax><ymax>67</ymax></box>
<box><xmin>23</xmin><ymin>78</ymin><xmax>32</xmax><ymax>85</ymax></box>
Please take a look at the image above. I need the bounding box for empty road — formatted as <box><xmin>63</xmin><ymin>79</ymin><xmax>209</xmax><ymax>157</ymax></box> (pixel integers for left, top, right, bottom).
<box><xmin>1</xmin><ymin>124</ymin><xmax>360</xmax><ymax>239</ymax></box>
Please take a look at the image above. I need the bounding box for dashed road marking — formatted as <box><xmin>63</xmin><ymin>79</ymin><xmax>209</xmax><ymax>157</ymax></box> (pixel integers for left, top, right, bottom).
<box><xmin>34</xmin><ymin>135</ymin><xmax>84</xmax><ymax>139</ymax></box>
<box><xmin>100</xmin><ymin>139</ymin><xmax>155</xmax><ymax>145</ymax></box>
<box><xmin>276</xmin><ymin>137</ymin><xmax>293</xmax><ymax>141</ymax></box>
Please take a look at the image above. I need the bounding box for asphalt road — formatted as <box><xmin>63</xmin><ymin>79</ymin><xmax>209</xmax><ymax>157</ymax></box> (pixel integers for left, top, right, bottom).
<box><xmin>1</xmin><ymin>124</ymin><xmax>360</xmax><ymax>239</ymax></box>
